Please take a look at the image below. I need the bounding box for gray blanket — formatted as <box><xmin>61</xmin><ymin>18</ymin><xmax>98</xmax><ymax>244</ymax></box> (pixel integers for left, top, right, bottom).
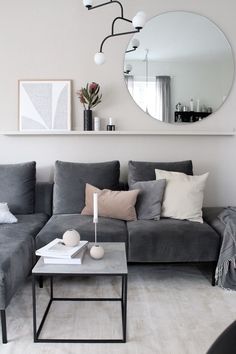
<box><xmin>215</xmin><ymin>207</ymin><xmax>236</xmax><ymax>290</ymax></box>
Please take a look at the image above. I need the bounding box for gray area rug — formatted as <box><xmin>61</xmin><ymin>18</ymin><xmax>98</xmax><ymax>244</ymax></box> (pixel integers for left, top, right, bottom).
<box><xmin>1</xmin><ymin>264</ymin><xmax>236</xmax><ymax>354</ymax></box>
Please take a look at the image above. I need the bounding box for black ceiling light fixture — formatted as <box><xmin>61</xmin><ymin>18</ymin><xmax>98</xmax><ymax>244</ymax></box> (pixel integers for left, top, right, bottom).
<box><xmin>82</xmin><ymin>0</ymin><xmax>146</xmax><ymax>65</ymax></box>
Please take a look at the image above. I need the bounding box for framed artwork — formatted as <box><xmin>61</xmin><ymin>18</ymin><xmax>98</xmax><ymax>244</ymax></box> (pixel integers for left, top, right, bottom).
<box><xmin>18</xmin><ymin>80</ymin><xmax>71</xmax><ymax>131</ymax></box>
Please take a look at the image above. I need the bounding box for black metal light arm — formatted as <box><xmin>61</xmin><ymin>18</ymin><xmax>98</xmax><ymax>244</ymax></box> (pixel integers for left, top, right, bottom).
<box><xmin>87</xmin><ymin>0</ymin><xmax>124</xmax><ymax>18</ymax></box>
<box><xmin>111</xmin><ymin>16</ymin><xmax>132</xmax><ymax>35</ymax></box>
<box><xmin>99</xmin><ymin>29</ymin><xmax>139</xmax><ymax>53</ymax></box>
<box><xmin>125</xmin><ymin>48</ymin><xmax>136</xmax><ymax>54</ymax></box>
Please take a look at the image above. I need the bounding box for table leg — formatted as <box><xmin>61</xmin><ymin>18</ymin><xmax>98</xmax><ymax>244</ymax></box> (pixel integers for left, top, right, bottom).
<box><xmin>32</xmin><ymin>275</ymin><xmax>37</xmax><ymax>342</ymax></box>
<box><xmin>122</xmin><ymin>275</ymin><xmax>127</xmax><ymax>342</ymax></box>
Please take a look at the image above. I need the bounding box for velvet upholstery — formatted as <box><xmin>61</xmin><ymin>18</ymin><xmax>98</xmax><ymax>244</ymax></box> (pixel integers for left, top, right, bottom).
<box><xmin>0</xmin><ymin>162</ymin><xmax>36</xmax><ymax>214</ymax></box>
<box><xmin>130</xmin><ymin>180</ymin><xmax>166</xmax><ymax>220</ymax></box>
<box><xmin>53</xmin><ymin>160</ymin><xmax>120</xmax><ymax>214</ymax></box>
<box><xmin>35</xmin><ymin>182</ymin><xmax>53</xmax><ymax>216</ymax></box>
<box><xmin>128</xmin><ymin>160</ymin><xmax>193</xmax><ymax>186</ymax></box>
<box><xmin>35</xmin><ymin>214</ymin><xmax>128</xmax><ymax>249</ymax></box>
<box><xmin>0</xmin><ymin>213</ymin><xmax>49</xmax><ymax>309</ymax></box>
<box><xmin>127</xmin><ymin>218</ymin><xmax>220</xmax><ymax>262</ymax></box>
<box><xmin>202</xmin><ymin>207</ymin><xmax>226</xmax><ymax>238</ymax></box>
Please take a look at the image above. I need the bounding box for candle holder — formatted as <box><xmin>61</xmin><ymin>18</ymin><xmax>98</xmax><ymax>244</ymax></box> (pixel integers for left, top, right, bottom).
<box><xmin>90</xmin><ymin>192</ymin><xmax>104</xmax><ymax>260</ymax></box>
<box><xmin>90</xmin><ymin>222</ymin><xmax>104</xmax><ymax>260</ymax></box>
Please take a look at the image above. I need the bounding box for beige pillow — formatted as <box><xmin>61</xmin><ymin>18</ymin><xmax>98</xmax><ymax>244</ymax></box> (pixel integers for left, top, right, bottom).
<box><xmin>81</xmin><ymin>184</ymin><xmax>139</xmax><ymax>221</ymax></box>
<box><xmin>155</xmin><ymin>169</ymin><xmax>209</xmax><ymax>223</ymax></box>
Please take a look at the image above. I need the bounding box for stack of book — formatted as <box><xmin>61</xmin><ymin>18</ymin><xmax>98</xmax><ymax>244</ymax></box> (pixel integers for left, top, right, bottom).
<box><xmin>35</xmin><ymin>238</ymin><xmax>89</xmax><ymax>264</ymax></box>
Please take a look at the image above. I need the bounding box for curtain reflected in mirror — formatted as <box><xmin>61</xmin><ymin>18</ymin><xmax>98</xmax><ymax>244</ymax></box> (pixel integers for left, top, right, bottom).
<box><xmin>124</xmin><ymin>11</ymin><xmax>234</xmax><ymax>124</ymax></box>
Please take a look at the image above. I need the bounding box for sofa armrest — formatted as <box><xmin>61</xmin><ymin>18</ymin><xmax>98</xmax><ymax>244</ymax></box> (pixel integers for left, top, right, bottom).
<box><xmin>202</xmin><ymin>207</ymin><xmax>226</xmax><ymax>238</ymax></box>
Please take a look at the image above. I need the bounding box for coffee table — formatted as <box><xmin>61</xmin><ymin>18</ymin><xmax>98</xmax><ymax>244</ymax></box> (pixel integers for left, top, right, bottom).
<box><xmin>32</xmin><ymin>242</ymin><xmax>128</xmax><ymax>343</ymax></box>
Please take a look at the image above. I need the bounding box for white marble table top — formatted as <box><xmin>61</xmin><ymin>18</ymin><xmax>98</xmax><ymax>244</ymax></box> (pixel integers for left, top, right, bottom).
<box><xmin>32</xmin><ymin>242</ymin><xmax>127</xmax><ymax>275</ymax></box>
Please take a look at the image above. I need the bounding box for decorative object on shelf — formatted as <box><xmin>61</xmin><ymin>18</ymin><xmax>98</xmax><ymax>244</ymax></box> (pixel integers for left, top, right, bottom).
<box><xmin>196</xmin><ymin>99</ymin><xmax>200</xmax><ymax>112</ymax></box>
<box><xmin>190</xmin><ymin>98</ymin><xmax>194</xmax><ymax>112</ymax></box>
<box><xmin>76</xmin><ymin>82</ymin><xmax>102</xmax><ymax>131</ymax></box>
<box><xmin>84</xmin><ymin>109</ymin><xmax>93</xmax><ymax>131</ymax></box>
<box><xmin>18</xmin><ymin>80</ymin><xmax>71</xmax><ymax>131</ymax></box>
<box><xmin>94</xmin><ymin>116</ymin><xmax>100</xmax><ymax>131</ymax></box>
<box><xmin>82</xmin><ymin>0</ymin><xmax>146</xmax><ymax>65</ymax></box>
<box><xmin>62</xmin><ymin>229</ymin><xmax>80</xmax><ymax>247</ymax></box>
<box><xmin>90</xmin><ymin>192</ymin><xmax>104</xmax><ymax>260</ymax></box>
<box><xmin>107</xmin><ymin>117</ymin><xmax>115</xmax><ymax>131</ymax></box>
<box><xmin>176</xmin><ymin>102</ymin><xmax>182</xmax><ymax>112</ymax></box>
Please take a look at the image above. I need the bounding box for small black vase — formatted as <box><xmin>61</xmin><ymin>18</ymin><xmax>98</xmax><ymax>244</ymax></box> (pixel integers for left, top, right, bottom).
<box><xmin>84</xmin><ymin>110</ymin><xmax>93</xmax><ymax>131</ymax></box>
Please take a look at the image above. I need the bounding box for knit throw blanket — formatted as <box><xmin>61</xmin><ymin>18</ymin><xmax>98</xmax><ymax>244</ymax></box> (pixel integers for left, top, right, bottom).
<box><xmin>215</xmin><ymin>207</ymin><xmax>236</xmax><ymax>290</ymax></box>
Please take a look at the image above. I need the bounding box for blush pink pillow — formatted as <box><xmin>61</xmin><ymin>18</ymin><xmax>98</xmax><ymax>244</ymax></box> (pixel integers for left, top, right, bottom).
<box><xmin>81</xmin><ymin>184</ymin><xmax>139</xmax><ymax>221</ymax></box>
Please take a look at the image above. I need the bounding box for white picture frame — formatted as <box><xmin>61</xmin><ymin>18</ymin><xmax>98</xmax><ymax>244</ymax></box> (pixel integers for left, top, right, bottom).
<box><xmin>18</xmin><ymin>80</ymin><xmax>71</xmax><ymax>131</ymax></box>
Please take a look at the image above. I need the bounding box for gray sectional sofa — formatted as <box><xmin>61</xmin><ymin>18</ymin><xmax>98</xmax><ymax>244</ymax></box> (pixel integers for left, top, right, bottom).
<box><xmin>0</xmin><ymin>160</ymin><xmax>224</xmax><ymax>344</ymax></box>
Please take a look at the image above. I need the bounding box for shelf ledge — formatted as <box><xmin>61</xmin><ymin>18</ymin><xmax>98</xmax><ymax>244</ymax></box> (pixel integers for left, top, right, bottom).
<box><xmin>1</xmin><ymin>130</ymin><xmax>235</xmax><ymax>136</ymax></box>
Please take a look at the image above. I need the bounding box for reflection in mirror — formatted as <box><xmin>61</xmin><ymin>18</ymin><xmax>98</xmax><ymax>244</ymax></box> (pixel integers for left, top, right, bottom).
<box><xmin>124</xmin><ymin>11</ymin><xmax>234</xmax><ymax>124</ymax></box>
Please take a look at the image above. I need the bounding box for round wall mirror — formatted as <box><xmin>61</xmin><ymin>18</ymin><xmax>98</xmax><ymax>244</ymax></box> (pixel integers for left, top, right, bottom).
<box><xmin>124</xmin><ymin>11</ymin><xmax>234</xmax><ymax>124</ymax></box>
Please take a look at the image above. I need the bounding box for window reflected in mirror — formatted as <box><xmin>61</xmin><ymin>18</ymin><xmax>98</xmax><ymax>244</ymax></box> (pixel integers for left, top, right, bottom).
<box><xmin>124</xmin><ymin>11</ymin><xmax>234</xmax><ymax>124</ymax></box>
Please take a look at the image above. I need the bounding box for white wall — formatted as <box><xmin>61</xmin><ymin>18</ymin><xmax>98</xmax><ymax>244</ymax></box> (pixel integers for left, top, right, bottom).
<box><xmin>0</xmin><ymin>0</ymin><xmax>236</xmax><ymax>206</ymax></box>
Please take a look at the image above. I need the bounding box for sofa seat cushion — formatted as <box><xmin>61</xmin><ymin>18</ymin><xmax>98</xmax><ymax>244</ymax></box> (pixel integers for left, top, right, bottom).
<box><xmin>0</xmin><ymin>213</ymin><xmax>49</xmax><ymax>309</ymax></box>
<box><xmin>127</xmin><ymin>218</ymin><xmax>220</xmax><ymax>262</ymax></box>
<box><xmin>35</xmin><ymin>214</ymin><xmax>128</xmax><ymax>249</ymax></box>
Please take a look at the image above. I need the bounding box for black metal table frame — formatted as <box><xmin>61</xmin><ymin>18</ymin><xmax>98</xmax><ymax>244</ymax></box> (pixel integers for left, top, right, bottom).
<box><xmin>32</xmin><ymin>273</ymin><xmax>127</xmax><ymax>343</ymax></box>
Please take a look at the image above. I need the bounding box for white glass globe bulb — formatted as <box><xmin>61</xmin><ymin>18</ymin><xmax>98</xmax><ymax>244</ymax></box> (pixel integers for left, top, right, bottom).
<box><xmin>132</xmin><ymin>11</ymin><xmax>147</xmax><ymax>29</ymax></box>
<box><xmin>83</xmin><ymin>0</ymin><xmax>93</xmax><ymax>8</ymax></box>
<box><xmin>125</xmin><ymin>64</ymin><xmax>132</xmax><ymax>73</ymax></box>
<box><xmin>132</xmin><ymin>38</ymin><xmax>140</xmax><ymax>49</ymax></box>
<box><xmin>94</xmin><ymin>52</ymin><xmax>105</xmax><ymax>65</ymax></box>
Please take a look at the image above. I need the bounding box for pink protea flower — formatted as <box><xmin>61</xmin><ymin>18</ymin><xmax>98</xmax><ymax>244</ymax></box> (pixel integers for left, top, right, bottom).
<box><xmin>76</xmin><ymin>82</ymin><xmax>102</xmax><ymax>110</ymax></box>
<box><xmin>89</xmin><ymin>82</ymin><xmax>98</xmax><ymax>93</ymax></box>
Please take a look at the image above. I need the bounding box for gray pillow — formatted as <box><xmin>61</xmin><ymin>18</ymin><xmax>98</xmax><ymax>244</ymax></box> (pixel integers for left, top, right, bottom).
<box><xmin>130</xmin><ymin>180</ymin><xmax>166</xmax><ymax>220</ymax></box>
<box><xmin>53</xmin><ymin>160</ymin><xmax>120</xmax><ymax>214</ymax></box>
<box><xmin>128</xmin><ymin>160</ymin><xmax>193</xmax><ymax>186</ymax></box>
<box><xmin>0</xmin><ymin>162</ymin><xmax>36</xmax><ymax>214</ymax></box>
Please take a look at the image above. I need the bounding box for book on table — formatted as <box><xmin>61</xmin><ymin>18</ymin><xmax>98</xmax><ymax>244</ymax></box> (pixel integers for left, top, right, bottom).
<box><xmin>43</xmin><ymin>247</ymin><xmax>87</xmax><ymax>264</ymax></box>
<box><xmin>35</xmin><ymin>238</ymin><xmax>88</xmax><ymax>259</ymax></box>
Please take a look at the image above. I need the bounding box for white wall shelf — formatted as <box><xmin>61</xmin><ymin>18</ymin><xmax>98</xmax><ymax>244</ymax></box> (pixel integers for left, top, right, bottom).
<box><xmin>1</xmin><ymin>130</ymin><xmax>235</xmax><ymax>136</ymax></box>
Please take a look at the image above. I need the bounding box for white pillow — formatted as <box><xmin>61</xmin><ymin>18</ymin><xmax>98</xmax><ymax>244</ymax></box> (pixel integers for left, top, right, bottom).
<box><xmin>0</xmin><ymin>203</ymin><xmax>18</xmax><ymax>224</ymax></box>
<box><xmin>155</xmin><ymin>169</ymin><xmax>209</xmax><ymax>223</ymax></box>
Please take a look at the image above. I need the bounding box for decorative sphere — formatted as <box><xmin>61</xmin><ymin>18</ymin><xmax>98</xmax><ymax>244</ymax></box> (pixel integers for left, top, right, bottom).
<box><xmin>94</xmin><ymin>52</ymin><xmax>105</xmax><ymax>65</ymax></box>
<box><xmin>63</xmin><ymin>229</ymin><xmax>80</xmax><ymax>247</ymax></box>
<box><xmin>90</xmin><ymin>244</ymin><xmax>104</xmax><ymax>260</ymax></box>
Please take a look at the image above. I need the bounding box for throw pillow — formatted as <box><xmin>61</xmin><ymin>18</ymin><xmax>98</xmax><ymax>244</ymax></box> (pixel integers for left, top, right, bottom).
<box><xmin>130</xmin><ymin>180</ymin><xmax>166</xmax><ymax>220</ymax></box>
<box><xmin>81</xmin><ymin>183</ymin><xmax>139</xmax><ymax>221</ymax></box>
<box><xmin>128</xmin><ymin>160</ymin><xmax>193</xmax><ymax>186</ymax></box>
<box><xmin>155</xmin><ymin>169</ymin><xmax>209</xmax><ymax>223</ymax></box>
<box><xmin>0</xmin><ymin>161</ymin><xmax>36</xmax><ymax>214</ymax></box>
<box><xmin>53</xmin><ymin>160</ymin><xmax>120</xmax><ymax>214</ymax></box>
<box><xmin>0</xmin><ymin>203</ymin><xmax>18</xmax><ymax>224</ymax></box>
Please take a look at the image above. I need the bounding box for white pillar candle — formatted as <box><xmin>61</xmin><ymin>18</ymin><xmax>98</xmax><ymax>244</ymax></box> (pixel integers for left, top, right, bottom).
<box><xmin>93</xmin><ymin>193</ymin><xmax>98</xmax><ymax>223</ymax></box>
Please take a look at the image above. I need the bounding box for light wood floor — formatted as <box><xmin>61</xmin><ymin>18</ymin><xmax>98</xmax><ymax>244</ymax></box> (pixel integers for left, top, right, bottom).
<box><xmin>1</xmin><ymin>264</ymin><xmax>236</xmax><ymax>354</ymax></box>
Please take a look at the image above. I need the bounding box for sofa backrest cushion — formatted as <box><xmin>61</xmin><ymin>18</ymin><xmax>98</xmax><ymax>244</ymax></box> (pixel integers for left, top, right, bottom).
<box><xmin>35</xmin><ymin>182</ymin><xmax>53</xmax><ymax>216</ymax></box>
<box><xmin>0</xmin><ymin>161</ymin><xmax>36</xmax><ymax>214</ymax></box>
<box><xmin>53</xmin><ymin>160</ymin><xmax>120</xmax><ymax>214</ymax></box>
<box><xmin>128</xmin><ymin>160</ymin><xmax>193</xmax><ymax>186</ymax></box>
